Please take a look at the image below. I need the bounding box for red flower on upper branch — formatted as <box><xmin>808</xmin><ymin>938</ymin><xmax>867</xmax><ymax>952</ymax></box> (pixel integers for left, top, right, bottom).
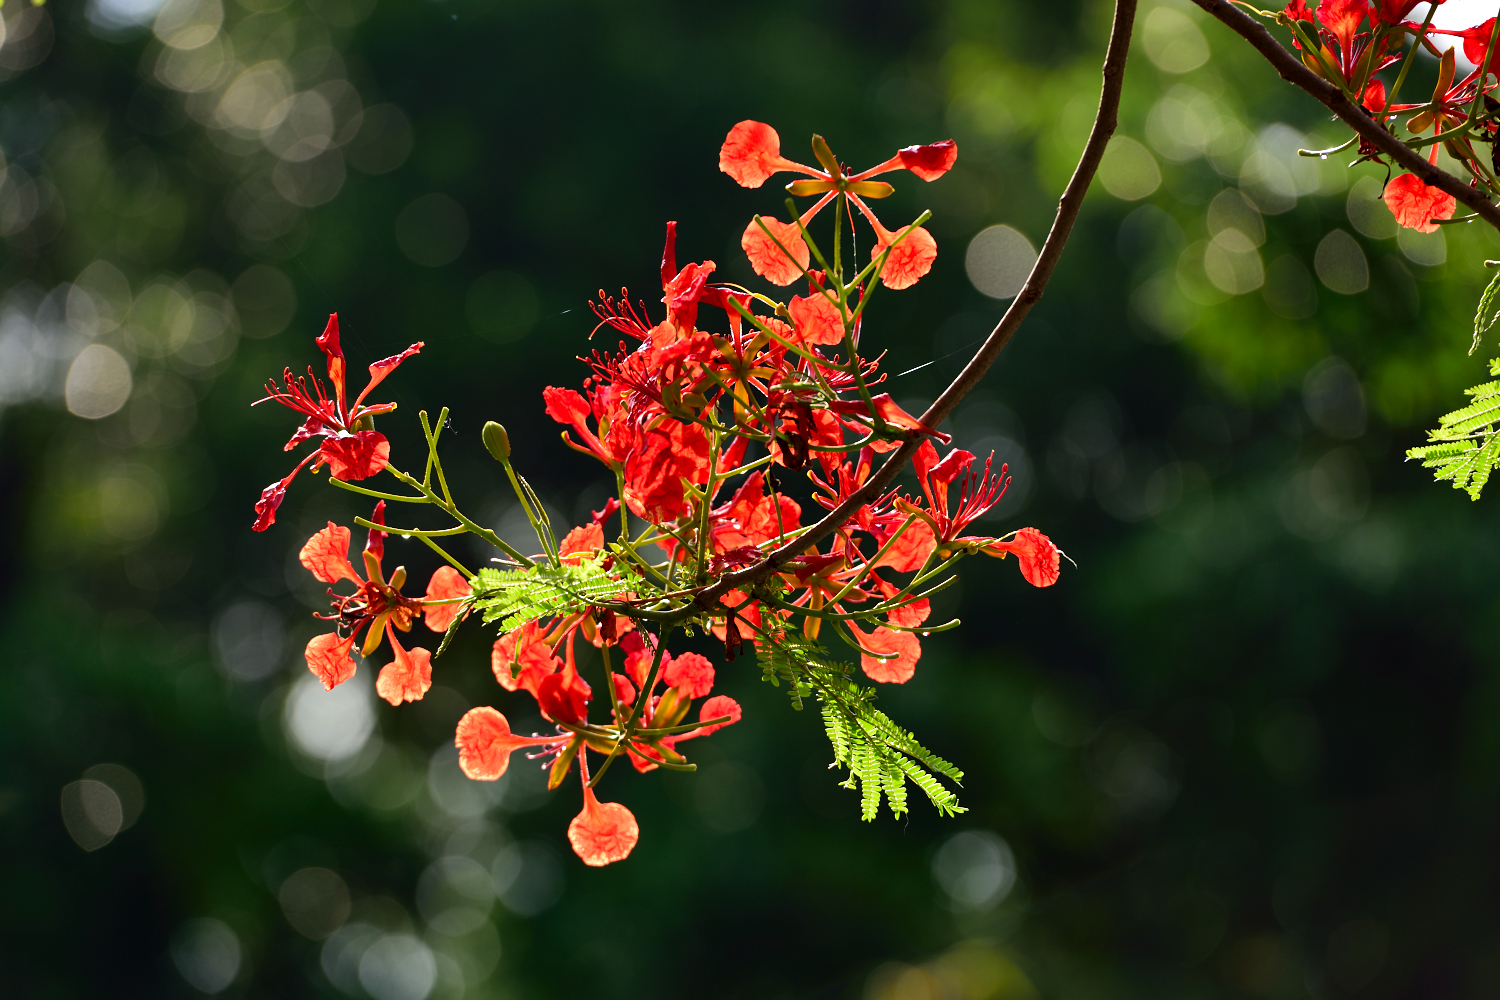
<box><xmin>719</xmin><ymin>121</ymin><xmax>956</xmax><ymax>290</ymax></box>
<box><xmin>251</xmin><ymin>314</ymin><xmax>423</xmax><ymax>531</ymax></box>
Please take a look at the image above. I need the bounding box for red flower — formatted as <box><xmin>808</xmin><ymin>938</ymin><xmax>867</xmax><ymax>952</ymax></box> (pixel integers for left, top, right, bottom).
<box><xmin>1384</xmin><ymin>173</ymin><xmax>1457</xmax><ymax>233</ymax></box>
<box><xmin>296</xmin><ymin>501</ymin><xmax>459</xmax><ymax>700</ymax></box>
<box><xmin>718</xmin><ymin>121</ymin><xmax>956</xmax><ymax>290</ymax></box>
<box><xmin>1282</xmin><ymin>0</ymin><xmax>1401</xmax><ymax>88</ymax></box>
<box><xmin>251</xmin><ymin>314</ymin><xmax>423</xmax><ymax>531</ymax></box>
<box><xmin>455</xmin><ymin>707</ymin><xmax>560</xmax><ymax>780</ymax></box>
<box><xmin>908</xmin><ymin>440</ymin><xmax>1011</xmax><ymax>541</ymax></box>
<box><xmin>568</xmin><ymin>784</ymin><xmax>639</xmax><ymax>866</ymax></box>
<box><xmin>621</xmin><ymin>418</ymin><xmax>712</xmax><ymax>523</ymax></box>
<box><xmin>982</xmin><ymin>526</ymin><xmax>1063</xmax><ymax>588</ymax></box>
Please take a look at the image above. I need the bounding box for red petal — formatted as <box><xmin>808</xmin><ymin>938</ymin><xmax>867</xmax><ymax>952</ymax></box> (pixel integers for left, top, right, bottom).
<box><xmin>987</xmin><ymin>526</ymin><xmax>1062</xmax><ymax>587</ymax></box>
<box><xmin>866</xmin><ymin>393</ymin><xmax>948</xmax><ymax>441</ymax></box>
<box><xmin>299</xmin><ymin>522</ymin><xmax>361</xmax><ymax>584</ymax></box>
<box><xmin>252</xmin><ymin>454</ymin><xmax>316</xmax><ymax>532</ymax></box>
<box><xmin>859</xmin><ymin>627</ymin><xmax>921</xmax><ymax>684</ymax></box>
<box><xmin>742</xmin><ymin>217</ymin><xmax>810</xmax><ymax>286</ymax></box>
<box><xmin>719</xmin><ymin>120</ymin><xmax>786</xmax><ymax>188</ymax></box>
<box><xmin>537</xmin><ymin>664</ymin><xmax>591</xmax><ymax>724</ymax></box>
<box><xmin>543</xmin><ymin>386</ymin><xmax>592</xmax><ymax>427</ymax></box>
<box><xmin>305</xmin><ymin>632</ymin><xmax>358</xmax><ymax>690</ymax></box>
<box><xmin>661</xmin><ymin>221</ymin><xmax>679</xmax><ymax>285</ymax></box>
<box><xmin>1465</xmin><ymin>19</ymin><xmax>1500</xmax><ymax>72</ymax></box>
<box><xmin>661</xmin><ymin>651</ymin><xmax>715</xmax><ymax>699</ymax></box>
<box><xmin>877</xmin><ymin>518</ymin><xmax>935</xmax><ymax>573</ymax></box>
<box><xmin>375</xmin><ymin>636</ymin><xmax>432</xmax><ymax>705</ymax></box>
<box><xmin>424</xmin><ymin>566</ymin><xmax>471</xmax><ymax>633</ymax></box>
<box><xmin>694</xmin><ymin>695</ymin><xmax>742</xmax><ymax>736</ymax></box>
<box><xmin>353</xmin><ymin>342</ymin><xmax>423</xmax><ymax>411</ymax></box>
<box><xmin>1362</xmin><ymin>78</ymin><xmax>1386</xmax><ymax>113</ymax></box>
<box><xmin>252</xmin><ymin>478</ymin><xmax>291</xmax><ymax>532</ymax></box>
<box><xmin>622</xmin><ymin>419</ymin><xmax>711</xmax><ymax>523</ymax></box>
<box><xmin>621</xmin><ymin>631</ymin><xmax>659</xmax><ymax>689</ymax></box>
<box><xmin>315</xmin><ymin>313</ymin><xmax>346</xmax><ymax>413</ymax></box>
<box><xmin>897</xmin><ymin>139</ymin><xmax>957</xmax><ymax>181</ymax></box>
<box><xmin>788</xmin><ymin>292</ymin><xmax>844</xmax><ymax>346</ymax></box>
<box><xmin>364</xmin><ymin>499</ymin><xmax>386</xmax><ymax>563</ymax></box>
<box><xmin>283</xmin><ymin>416</ymin><xmax>324</xmax><ymax>452</ymax></box>
<box><xmin>1383</xmin><ymin>173</ymin><xmax>1456</xmax><ymax>234</ymax></box>
<box><xmin>929</xmin><ymin>448</ymin><xmax>976</xmax><ymax>486</ymax></box>
<box><xmin>872</xmin><ymin>224</ymin><xmax>937</xmax><ymax>290</ymax></box>
<box><xmin>886</xmin><ymin>598</ymin><xmax>931</xmax><ymax>629</ymax></box>
<box><xmin>320</xmin><ymin>431</ymin><xmax>391</xmax><ymax>480</ymax></box>
<box><xmin>558</xmin><ymin>523</ymin><xmax>605</xmax><ymax>564</ymax></box>
<box><xmin>454</xmin><ymin>706</ymin><xmax>539</xmax><ymax>780</ymax></box>
<box><xmin>568</xmin><ymin>788</ymin><xmax>639</xmax><ymax>866</ymax></box>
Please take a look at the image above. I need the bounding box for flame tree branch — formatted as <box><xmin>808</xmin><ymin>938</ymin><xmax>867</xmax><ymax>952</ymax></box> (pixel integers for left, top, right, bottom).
<box><xmin>694</xmin><ymin>0</ymin><xmax>1140</xmax><ymax>610</ymax></box>
<box><xmin>1190</xmin><ymin>0</ymin><xmax>1500</xmax><ymax>231</ymax></box>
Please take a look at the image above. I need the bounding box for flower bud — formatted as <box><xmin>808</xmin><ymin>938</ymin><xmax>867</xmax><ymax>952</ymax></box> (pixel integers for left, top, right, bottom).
<box><xmin>482</xmin><ymin>421</ymin><xmax>511</xmax><ymax>462</ymax></box>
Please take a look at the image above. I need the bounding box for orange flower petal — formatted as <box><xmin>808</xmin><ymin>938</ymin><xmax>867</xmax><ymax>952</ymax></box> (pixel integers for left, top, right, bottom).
<box><xmin>859</xmin><ymin>627</ymin><xmax>922</xmax><ymax>684</ymax></box>
<box><xmin>886</xmin><ymin>598</ymin><xmax>931</xmax><ymax>629</ymax></box>
<box><xmin>695</xmin><ymin>695</ymin><xmax>742</xmax><ymax>735</ymax></box>
<box><xmin>319</xmin><ymin>431</ymin><xmax>391</xmax><ymax>480</ymax></box>
<box><xmin>872</xmin><ymin>225</ymin><xmax>937</xmax><ymax>290</ymax></box>
<box><xmin>543</xmin><ymin>386</ymin><xmax>591</xmax><ymax>427</ymax></box>
<box><xmin>491</xmin><ymin>624</ymin><xmax>560</xmax><ymax>696</ymax></box>
<box><xmin>376</xmin><ymin>637</ymin><xmax>432</xmax><ymax>706</ymax></box>
<box><xmin>567</xmin><ymin>788</ymin><xmax>639</xmax><ymax>866</ymax></box>
<box><xmin>661</xmin><ymin>651</ymin><xmax>715</xmax><ymax>699</ymax></box>
<box><xmin>877</xmin><ymin>518</ymin><xmax>936</xmax><ymax>573</ymax></box>
<box><xmin>897</xmin><ymin>139</ymin><xmax>957</xmax><ymax>181</ymax></box>
<box><xmin>423</xmin><ymin>566</ymin><xmax>471</xmax><ymax>633</ymax></box>
<box><xmin>558</xmin><ymin>522</ymin><xmax>605</xmax><ymax>564</ymax></box>
<box><xmin>305</xmin><ymin>632</ymin><xmax>357</xmax><ymax>690</ymax></box>
<box><xmin>986</xmin><ymin>526</ymin><xmax>1062</xmax><ymax>587</ymax></box>
<box><xmin>787</xmin><ymin>292</ymin><xmax>844</xmax><ymax>346</ymax></box>
<box><xmin>719</xmin><ymin>120</ymin><xmax>786</xmax><ymax>188</ymax></box>
<box><xmin>1383</xmin><ymin>173</ymin><xmax>1456</xmax><ymax>234</ymax></box>
<box><xmin>742</xmin><ymin>217</ymin><xmax>811</xmax><ymax>286</ymax></box>
<box><xmin>455</xmin><ymin>706</ymin><xmax>526</xmax><ymax>780</ymax></box>
<box><xmin>299</xmin><ymin>522</ymin><xmax>361</xmax><ymax>584</ymax></box>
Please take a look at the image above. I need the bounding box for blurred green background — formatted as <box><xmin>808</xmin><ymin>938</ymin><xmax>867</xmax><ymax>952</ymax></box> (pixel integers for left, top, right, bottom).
<box><xmin>5</xmin><ymin>0</ymin><xmax>1500</xmax><ymax>996</ymax></box>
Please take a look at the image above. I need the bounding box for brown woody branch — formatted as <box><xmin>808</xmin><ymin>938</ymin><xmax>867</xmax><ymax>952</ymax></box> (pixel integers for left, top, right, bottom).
<box><xmin>1191</xmin><ymin>0</ymin><xmax>1500</xmax><ymax>231</ymax></box>
<box><xmin>692</xmin><ymin>0</ymin><xmax>1140</xmax><ymax>611</ymax></box>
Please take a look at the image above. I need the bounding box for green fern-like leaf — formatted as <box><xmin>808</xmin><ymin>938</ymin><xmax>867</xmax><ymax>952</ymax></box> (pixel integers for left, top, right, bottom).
<box><xmin>1474</xmin><ymin>270</ymin><xmax>1500</xmax><ymax>354</ymax></box>
<box><xmin>1408</xmin><ymin>363</ymin><xmax>1500</xmax><ymax>500</ymax></box>
<box><xmin>470</xmin><ymin>560</ymin><xmax>637</xmax><ymax>633</ymax></box>
<box><xmin>761</xmin><ymin>633</ymin><xmax>964</xmax><ymax>820</ymax></box>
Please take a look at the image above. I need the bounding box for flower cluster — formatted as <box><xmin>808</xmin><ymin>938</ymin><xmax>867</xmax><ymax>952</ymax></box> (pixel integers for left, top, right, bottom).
<box><xmin>1281</xmin><ymin>0</ymin><xmax>1500</xmax><ymax>233</ymax></box>
<box><xmin>252</xmin><ymin>314</ymin><xmax>422</xmax><ymax>530</ymax></box>
<box><xmin>252</xmin><ymin>122</ymin><xmax>1063</xmax><ymax>865</ymax></box>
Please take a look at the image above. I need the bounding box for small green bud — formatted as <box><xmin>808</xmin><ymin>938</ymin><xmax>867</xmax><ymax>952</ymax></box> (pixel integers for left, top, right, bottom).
<box><xmin>482</xmin><ymin>421</ymin><xmax>511</xmax><ymax>462</ymax></box>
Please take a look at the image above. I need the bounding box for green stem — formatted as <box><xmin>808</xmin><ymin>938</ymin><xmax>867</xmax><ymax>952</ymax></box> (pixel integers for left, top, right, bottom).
<box><xmin>330</xmin><ymin>478</ymin><xmax>429</xmax><ymax>504</ymax></box>
<box><xmin>590</xmin><ymin>625</ymin><xmax>672</xmax><ymax>788</ymax></box>
<box><xmin>1385</xmin><ymin>2</ymin><xmax>1438</xmax><ymax>111</ymax></box>
<box><xmin>827</xmin><ymin>514</ymin><xmax>918</xmax><ymax>606</ymax></box>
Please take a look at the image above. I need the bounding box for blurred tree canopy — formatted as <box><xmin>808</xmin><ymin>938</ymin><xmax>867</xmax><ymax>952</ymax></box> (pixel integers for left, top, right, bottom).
<box><xmin>5</xmin><ymin>0</ymin><xmax>1500</xmax><ymax>997</ymax></box>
